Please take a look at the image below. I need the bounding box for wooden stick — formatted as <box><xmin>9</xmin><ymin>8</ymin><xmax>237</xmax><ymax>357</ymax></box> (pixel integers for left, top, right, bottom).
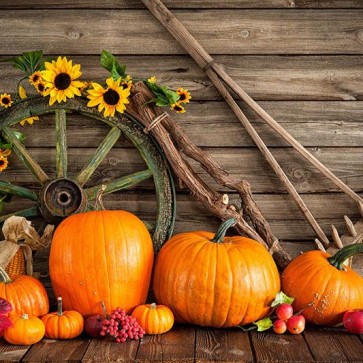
<box><xmin>141</xmin><ymin>0</ymin><xmax>363</xmax><ymax>206</ymax></box>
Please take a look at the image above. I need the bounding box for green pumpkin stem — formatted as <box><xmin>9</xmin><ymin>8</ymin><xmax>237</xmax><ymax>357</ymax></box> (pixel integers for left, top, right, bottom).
<box><xmin>327</xmin><ymin>243</ymin><xmax>363</xmax><ymax>270</ymax></box>
<box><xmin>0</xmin><ymin>266</ymin><xmax>12</xmax><ymax>284</ymax></box>
<box><xmin>57</xmin><ymin>297</ymin><xmax>63</xmax><ymax>315</ymax></box>
<box><xmin>211</xmin><ymin>218</ymin><xmax>237</xmax><ymax>243</ymax></box>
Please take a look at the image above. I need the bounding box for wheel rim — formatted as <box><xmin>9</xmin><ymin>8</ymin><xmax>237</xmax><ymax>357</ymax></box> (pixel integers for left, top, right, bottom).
<box><xmin>0</xmin><ymin>96</ymin><xmax>176</xmax><ymax>251</ymax></box>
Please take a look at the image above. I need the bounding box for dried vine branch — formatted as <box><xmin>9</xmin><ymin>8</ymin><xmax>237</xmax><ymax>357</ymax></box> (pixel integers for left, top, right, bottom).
<box><xmin>128</xmin><ymin>83</ymin><xmax>292</xmax><ymax>269</ymax></box>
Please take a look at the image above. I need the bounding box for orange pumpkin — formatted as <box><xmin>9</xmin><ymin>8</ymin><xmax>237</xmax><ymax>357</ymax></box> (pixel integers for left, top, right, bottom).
<box><xmin>4</xmin><ymin>314</ymin><xmax>45</xmax><ymax>345</ymax></box>
<box><xmin>281</xmin><ymin>243</ymin><xmax>363</xmax><ymax>326</ymax></box>
<box><xmin>0</xmin><ymin>266</ymin><xmax>49</xmax><ymax>317</ymax></box>
<box><xmin>132</xmin><ymin>303</ymin><xmax>174</xmax><ymax>334</ymax></box>
<box><xmin>49</xmin><ymin>210</ymin><xmax>154</xmax><ymax>316</ymax></box>
<box><xmin>152</xmin><ymin>218</ymin><xmax>281</xmax><ymax>328</ymax></box>
<box><xmin>41</xmin><ymin>297</ymin><xmax>84</xmax><ymax>339</ymax></box>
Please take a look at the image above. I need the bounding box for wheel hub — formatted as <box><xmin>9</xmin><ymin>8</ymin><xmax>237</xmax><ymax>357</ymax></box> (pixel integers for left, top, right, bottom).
<box><xmin>39</xmin><ymin>178</ymin><xmax>87</xmax><ymax>223</ymax></box>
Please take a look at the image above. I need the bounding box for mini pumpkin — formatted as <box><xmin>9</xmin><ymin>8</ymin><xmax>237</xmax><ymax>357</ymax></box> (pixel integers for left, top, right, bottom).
<box><xmin>0</xmin><ymin>266</ymin><xmax>49</xmax><ymax>317</ymax></box>
<box><xmin>41</xmin><ymin>297</ymin><xmax>84</xmax><ymax>339</ymax></box>
<box><xmin>4</xmin><ymin>314</ymin><xmax>45</xmax><ymax>345</ymax></box>
<box><xmin>132</xmin><ymin>303</ymin><xmax>174</xmax><ymax>334</ymax></box>
<box><xmin>152</xmin><ymin>218</ymin><xmax>281</xmax><ymax>328</ymax></box>
<box><xmin>281</xmin><ymin>243</ymin><xmax>363</xmax><ymax>326</ymax></box>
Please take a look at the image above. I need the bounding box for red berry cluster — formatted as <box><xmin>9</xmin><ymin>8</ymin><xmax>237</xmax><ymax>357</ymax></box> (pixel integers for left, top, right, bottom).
<box><xmin>273</xmin><ymin>303</ymin><xmax>305</xmax><ymax>335</ymax></box>
<box><xmin>100</xmin><ymin>307</ymin><xmax>145</xmax><ymax>343</ymax></box>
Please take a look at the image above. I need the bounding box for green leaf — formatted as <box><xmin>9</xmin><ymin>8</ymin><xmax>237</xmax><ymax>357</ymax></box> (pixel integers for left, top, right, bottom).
<box><xmin>1</xmin><ymin>50</ymin><xmax>44</xmax><ymax>76</ymax></box>
<box><xmin>271</xmin><ymin>291</ymin><xmax>295</xmax><ymax>307</ymax></box>
<box><xmin>253</xmin><ymin>317</ymin><xmax>273</xmax><ymax>332</ymax></box>
<box><xmin>12</xmin><ymin>130</ymin><xmax>26</xmax><ymax>144</ymax></box>
<box><xmin>100</xmin><ymin>50</ymin><xmax>126</xmax><ymax>80</ymax></box>
<box><xmin>155</xmin><ymin>99</ymin><xmax>169</xmax><ymax>107</ymax></box>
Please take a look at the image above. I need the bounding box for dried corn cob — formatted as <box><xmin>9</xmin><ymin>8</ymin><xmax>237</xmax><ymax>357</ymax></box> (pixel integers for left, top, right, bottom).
<box><xmin>5</xmin><ymin>249</ymin><xmax>25</xmax><ymax>279</ymax></box>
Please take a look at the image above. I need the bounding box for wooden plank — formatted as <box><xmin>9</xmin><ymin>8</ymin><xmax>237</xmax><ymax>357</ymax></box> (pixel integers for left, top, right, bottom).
<box><xmin>22</xmin><ymin>338</ymin><xmax>91</xmax><ymax>362</ymax></box>
<box><xmin>3</xmin><ymin>146</ymin><xmax>362</xmax><ymax>194</ymax></box>
<box><xmin>0</xmin><ymin>342</ymin><xmax>30</xmax><ymax>363</ymax></box>
<box><xmin>195</xmin><ymin>327</ymin><xmax>253</xmax><ymax>362</ymax></box>
<box><xmin>2</xmin><ymin>1</ymin><xmax>363</xmax><ymax>9</ymax></box>
<box><xmin>251</xmin><ymin>330</ymin><xmax>314</xmax><ymax>362</ymax></box>
<box><xmin>136</xmin><ymin>325</ymin><xmax>196</xmax><ymax>362</ymax></box>
<box><xmin>2</xmin><ymin>55</ymin><xmax>363</xmax><ymax>101</ymax></box>
<box><xmin>0</xmin><ymin>10</ymin><xmax>363</xmax><ymax>55</ymax></box>
<box><xmin>7</xmin><ymin>101</ymin><xmax>363</xmax><ymax>148</ymax></box>
<box><xmin>82</xmin><ymin>337</ymin><xmax>139</xmax><ymax>362</ymax></box>
<box><xmin>304</xmin><ymin>328</ymin><xmax>363</xmax><ymax>362</ymax></box>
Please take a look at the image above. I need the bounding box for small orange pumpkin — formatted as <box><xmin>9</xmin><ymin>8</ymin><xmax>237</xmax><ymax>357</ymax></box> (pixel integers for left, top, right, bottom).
<box><xmin>0</xmin><ymin>266</ymin><xmax>49</xmax><ymax>317</ymax></box>
<box><xmin>132</xmin><ymin>303</ymin><xmax>174</xmax><ymax>334</ymax></box>
<box><xmin>281</xmin><ymin>243</ymin><xmax>363</xmax><ymax>326</ymax></box>
<box><xmin>152</xmin><ymin>218</ymin><xmax>281</xmax><ymax>328</ymax></box>
<box><xmin>4</xmin><ymin>314</ymin><xmax>45</xmax><ymax>345</ymax></box>
<box><xmin>41</xmin><ymin>297</ymin><xmax>84</xmax><ymax>339</ymax></box>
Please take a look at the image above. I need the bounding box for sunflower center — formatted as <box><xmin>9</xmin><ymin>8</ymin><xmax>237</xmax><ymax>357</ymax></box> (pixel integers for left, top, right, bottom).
<box><xmin>54</xmin><ymin>73</ymin><xmax>71</xmax><ymax>90</ymax></box>
<box><xmin>32</xmin><ymin>74</ymin><xmax>40</xmax><ymax>83</ymax></box>
<box><xmin>103</xmin><ymin>89</ymin><xmax>120</xmax><ymax>106</ymax></box>
<box><xmin>179</xmin><ymin>94</ymin><xmax>186</xmax><ymax>101</ymax></box>
<box><xmin>174</xmin><ymin>105</ymin><xmax>183</xmax><ymax>112</ymax></box>
<box><xmin>2</xmin><ymin>97</ymin><xmax>10</xmax><ymax>105</ymax></box>
<box><xmin>0</xmin><ymin>160</ymin><xmax>4</xmax><ymax>166</ymax></box>
<box><xmin>38</xmin><ymin>83</ymin><xmax>45</xmax><ymax>92</ymax></box>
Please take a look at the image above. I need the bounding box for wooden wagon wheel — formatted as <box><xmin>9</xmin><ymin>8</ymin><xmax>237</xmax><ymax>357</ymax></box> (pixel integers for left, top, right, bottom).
<box><xmin>0</xmin><ymin>96</ymin><xmax>176</xmax><ymax>251</ymax></box>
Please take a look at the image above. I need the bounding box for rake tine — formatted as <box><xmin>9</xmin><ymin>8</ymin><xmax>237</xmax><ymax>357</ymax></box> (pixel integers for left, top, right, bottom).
<box><xmin>314</xmin><ymin>238</ymin><xmax>327</xmax><ymax>252</ymax></box>
<box><xmin>331</xmin><ymin>224</ymin><xmax>344</xmax><ymax>249</ymax></box>
<box><xmin>358</xmin><ymin>201</ymin><xmax>363</xmax><ymax>219</ymax></box>
<box><xmin>344</xmin><ymin>215</ymin><xmax>357</xmax><ymax>237</ymax></box>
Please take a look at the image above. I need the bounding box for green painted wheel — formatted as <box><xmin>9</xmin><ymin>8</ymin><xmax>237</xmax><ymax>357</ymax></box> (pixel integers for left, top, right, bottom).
<box><xmin>0</xmin><ymin>96</ymin><xmax>176</xmax><ymax>252</ymax></box>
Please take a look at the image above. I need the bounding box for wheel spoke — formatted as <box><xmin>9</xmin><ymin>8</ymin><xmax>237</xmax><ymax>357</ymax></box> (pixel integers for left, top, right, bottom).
<box><xmin>85</xmin><ymin>169</ymin><xmax>153</xmax><ymax>200</ymax></box>
<box><xmin>2</xmin><ymin>127</ymin><xmax>50</xmax><ymax>185</ymax></box>
<box><xmin>55</xmin><ymin>109</ymin><xmax>68</xmax><ymax>178</ymax></box>
<box><xmin>76</xmin><ymin>126</ymin><xmax>121</xmax><ymax>187</ymax></box>
<box><xmin>0</xmin><ymin>206</ymin><xmax>39</xmax><ymax>223</ymax></box>
<box><xmin>0</xmin><ymin>181</ymin><xmax>38</xmax><ymax>201</ymax></box>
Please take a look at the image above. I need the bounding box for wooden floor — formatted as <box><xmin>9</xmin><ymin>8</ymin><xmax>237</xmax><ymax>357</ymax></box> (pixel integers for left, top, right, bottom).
<box><xmin>0</xmin><ymin>325</ymin><xmax>362</xmax><ymax>363</ymax></box>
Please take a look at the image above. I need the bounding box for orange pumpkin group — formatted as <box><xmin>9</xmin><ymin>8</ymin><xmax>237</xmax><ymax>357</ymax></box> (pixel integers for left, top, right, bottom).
<box><xmin>152</xmin><ymin>218</ymin><xmax>281</xmax><ymax>328</ymax></box>
<box><xmin>49</xmin><ymin>210</ymin><xmax>154</xmax><ymax>316</ymax></box>
<box><xmin>281</xmin><ymin>243</ymin><xmax>363</xmax><ymax>326</ymax></box>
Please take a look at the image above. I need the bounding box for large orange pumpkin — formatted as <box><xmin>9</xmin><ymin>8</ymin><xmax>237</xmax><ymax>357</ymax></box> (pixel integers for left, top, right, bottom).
<box><xmin>152</xmin><ymin>218</ymin><xmax>281</xmax><ymax>328</ymax></box>
<box><xmin>281</xmin><ymin>243</ymin><xmax>363</xmax><ymax>326</ymax></box>
<box><xmin>49</xmin><ymin>210</ymin><xmax>154</xmax><ymax>316</ymax></box>
<box><xmin>0</xmin><ymin>267</ymin><xmax>49</xmax><ymax>317</ymax></box>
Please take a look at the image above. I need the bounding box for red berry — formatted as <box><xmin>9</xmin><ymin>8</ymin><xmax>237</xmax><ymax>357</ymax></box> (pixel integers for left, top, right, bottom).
<box><xmin>276</xmin><ymin>303</ymin><xmax>294</xmax><ymax>321</ymax></box>
<box><xmin>273</xmin><ymin>319</ymin><xmax>287</xmax><ymax>334</ymax></box>
<box><xmin>287</xmin><ymin>315</ymin><xmax>305</xmax><ymax>334</ymax></box>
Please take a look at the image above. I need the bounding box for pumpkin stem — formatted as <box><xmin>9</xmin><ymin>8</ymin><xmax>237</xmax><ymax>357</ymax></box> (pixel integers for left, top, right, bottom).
<box><xmin>57</xmin><ymin>297</ymin><xmax>63</xmax><ymax>315</ymax></box>
<box><xmin>0</xmin><ymin>266</ymin><xmax>12</xmax><ymax>284</ymax></box>
<box><xmin>211</xmin><ymin>218</ymin><xmax>237</xmax><ymax>243</ymax></box>
<box><xmin>94</xmin><ymin>185</ymin><xmax>107</xmax><ymax>211</ymax></box>
<box><xmin>100</xmin><ymin>300</ymin><xmax>109</xmax><ymax>318</ymax></box>
<box><xmin>150</xmin><ymin>303</ymin><xmax>157</xmax><ymax>309</ymax></box>
<box><xmin>21</xmin><ymin>314</ymin><xmax>29</xmax><ymax>320</ymax></box>
<box><xmin>327</xmin><ymin>243</ymin><xmax>363</xmax><ymax>270</ymax></box>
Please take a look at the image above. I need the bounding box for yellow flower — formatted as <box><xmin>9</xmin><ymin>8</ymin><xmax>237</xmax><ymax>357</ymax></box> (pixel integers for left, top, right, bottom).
<box><xmin>176</xmin><ymin>87</ymin><xmax>191</xmax><ymax>104</ymax></box>
<box><xmin>41</xmin><ymin>56</ymin><xmax>85</xmax><ymax>106</ymax></box>
<box><xmin>18</xmin><ymin>86</ymin><xmax>40</xmax><ymax>126</ymax></box>
<box><xmin>170</xmin><ymin>102</ymin><xmax>186</xmax><ymax>114</ymax></box>
<box><xmin>87</xmin><ymin>77</ymin><xmax>130</xmax><ymax>117</ymax></box>
<box><xmin>35</xmin><ymin>81</ymin><xmax>46</xmax><ymax>95</ymax></box>
<box><xmin>0</xmin><ymin>93</ymin><xmax>13</xmax><ymax>108</ymax></box>
<box><xmin>0</xmin><ymin>155</ymin><xmax>8</xmax><ymax>172</ymax></box>
<box><xmin>147</xmin><ymin>76</ymin><xmax>157</xmax><ymax>84</ymax></box>
<box><xmin>121</xmin><ymin>75</ymin><xmax>132</xmax><ymax>91</ymax></box>
<box><xmin>29</xmin><ymin>71</ymin><xmax>42</xmax><ymax>86</ymax></box>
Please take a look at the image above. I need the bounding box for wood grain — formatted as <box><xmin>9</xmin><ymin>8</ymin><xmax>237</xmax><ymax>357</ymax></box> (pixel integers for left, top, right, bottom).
<box><xmin>22</xmin><ymin>338</ymin><xmax>90</xmax><ymax>362</ymax></box>
<box><xmin>195</xmin><ymin>328</ymin><xmax>253</xmax><ymax>362</ymax></box>
<box><xmin>1</xmin><ymin>10</ymin><xmax>363</xmax><ymax>55</ymax></box>
<box><xmin>2</xmin><ymin>1</ymin><xmax>363</xmax><ymax>9</ymax></box>
<box><xmin>0</xmin><ymin>342</ymin><xmax>31</xmax><ymax>363</ymax></box>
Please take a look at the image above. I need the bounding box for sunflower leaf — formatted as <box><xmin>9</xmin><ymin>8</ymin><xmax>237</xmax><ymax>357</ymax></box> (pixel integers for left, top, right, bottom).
<box><xmin>12</xmin><ymin>131</ymin><xmax>26</xmax><ymax>144</ymax></box>
<box><xmin>1</xmin><ymin>50</ymin><xmax>44</xmax><ymax>76</ymax></box>
<box><xmin>100</xmin><ymin>50</ymin><xmax>126</xmax><ymax>80</ymax></box>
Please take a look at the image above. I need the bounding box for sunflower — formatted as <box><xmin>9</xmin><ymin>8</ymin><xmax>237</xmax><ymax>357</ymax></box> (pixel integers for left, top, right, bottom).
<box><xmin>18</xmin><ymin>86</ymin><xmax>40</xmax><ymax>126</ymax></box>
<box><xmin>29</xmin><ymin>71</ymin><xmax>42</xmax><ymax>86</ymax></box>
<box><xmin>35</xmin><ymin>81</ymin><xmax>46</xmax><ymax>95</ymax></box>
<box><xmin>87</xmin><ymin>77</ymin><xmax>130</xmax><ymax>117</ymax></box>
<box><xmin>176</xmin><ymin>87</ymin><xmax>191</xmax><ymax>104</ymax></box>
<box><xmin>147</xmin><ymin>76</ymin><xmax>157</xmax><ymax>84</ymax></box>
<box><xmin>120</xmin><ymin>75</ymin><xmax>132</xmax><ymax>91</ymax></box>
<box><xmin>170</xmin><ymin>102</ymin><xmax>186</xmax><ymax>114</ymax></box>
<box><xmin>0</xmin><ymin>94</ymin><xmax>13</xmax><ymax>108</ymax></box>
<box><xmin>41</xmin><ymin>56</ymin><xmax>85</xmax><ymax>105</ymax></box>
<box><xmin>0</xmin><ymin>155</ymin><xmax>8</xmax><ymax>172</ymax></box>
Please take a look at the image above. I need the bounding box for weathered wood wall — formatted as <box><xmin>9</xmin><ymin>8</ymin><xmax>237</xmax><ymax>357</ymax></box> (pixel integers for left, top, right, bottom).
<box><xmin>1</xmin><ymin>1</ymin><xmax>363</xmax><ymax>261</ymax></box>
